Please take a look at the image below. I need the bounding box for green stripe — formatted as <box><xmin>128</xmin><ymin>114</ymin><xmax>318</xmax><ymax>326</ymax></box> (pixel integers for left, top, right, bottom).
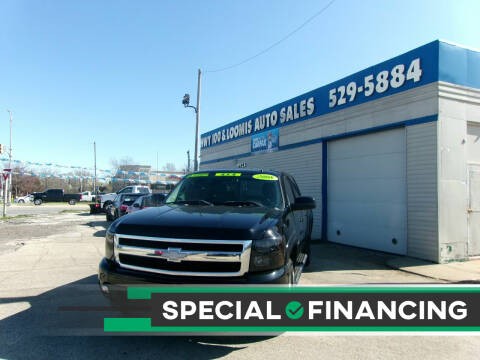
<box><xmin>127</xmin><ymin>286</ymin><xmax>480</xmax><ymax>300</ymax></box>
<box><xmin>104</xmin><ymin>318</ymin><xmax>480</xmax><ymax>333</ymax></box>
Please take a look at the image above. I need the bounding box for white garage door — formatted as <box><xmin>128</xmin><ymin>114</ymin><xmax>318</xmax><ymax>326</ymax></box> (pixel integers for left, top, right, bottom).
<box><xmin>327</xmin><ymin>128</ymin><xmax>407</xmax><ymax>254</ymax></box>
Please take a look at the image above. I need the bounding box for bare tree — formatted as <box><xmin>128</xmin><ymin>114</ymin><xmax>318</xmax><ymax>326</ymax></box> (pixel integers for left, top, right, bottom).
<box><xmin>11</xmin><ymin>167</ymin><xmax>42</xmax><ymax>196</ymax></box>
<box><xmin>110</xmin><ymin>156</ymin><xmax>135</xmax><ymax>173</ymax></box>
<box><xmin>38</xmin><ymin>167</ymin><xmax>64</xmax><ymax>190</ymax></box>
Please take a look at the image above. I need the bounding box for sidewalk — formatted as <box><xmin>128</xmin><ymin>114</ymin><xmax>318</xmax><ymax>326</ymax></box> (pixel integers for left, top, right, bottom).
<box><xmin>387</xmin><ymin>256</ymin><xmax>480</xmax><ymax>283</ymax></box>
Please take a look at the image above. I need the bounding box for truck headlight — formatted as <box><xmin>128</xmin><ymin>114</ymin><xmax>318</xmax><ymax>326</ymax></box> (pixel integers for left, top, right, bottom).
<box><xmin>249</xmin><ymin>228</ymin><xmax>285</xmax><ymax>272</ymax></box>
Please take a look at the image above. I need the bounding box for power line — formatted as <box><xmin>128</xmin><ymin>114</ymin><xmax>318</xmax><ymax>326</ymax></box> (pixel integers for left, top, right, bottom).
<box><xmin>206</xmin><ymin>0</ymin><xmax>338</xmax><ymax>73</ymax></box>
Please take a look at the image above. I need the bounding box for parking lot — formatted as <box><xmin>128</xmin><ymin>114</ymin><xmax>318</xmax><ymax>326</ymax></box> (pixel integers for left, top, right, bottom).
<box><xmin>0</xmin><ymin>204</ymin><xmax>479</xmax><ymax>360</ymax></box>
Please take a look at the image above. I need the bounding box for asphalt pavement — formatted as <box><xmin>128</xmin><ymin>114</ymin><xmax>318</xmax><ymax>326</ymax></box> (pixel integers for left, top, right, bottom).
<box><xmin>0</xmin><ymin>205</ymin><xmax>479</xmax><ymax>360</ymax></box>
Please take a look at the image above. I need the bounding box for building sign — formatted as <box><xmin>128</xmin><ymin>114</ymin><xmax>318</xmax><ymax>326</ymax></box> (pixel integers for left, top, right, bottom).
<box><xmin>327</xmin><ymin>58</ymin><xmax>423</xmax><ymax>109</ymax></box>
<box><xmin>201</xmin><ymin>41</ymin><xmax>442</xmax><ymax>149</ymax></box>
<box><xmin>201</xmin><ymin>97</ymin><xmax>314</xmax><ymax>149</ymax></box>
<box><xmin>251</xmin><ymin>128</ymin><xmax>279</xmax><ymax>154</ymax></box>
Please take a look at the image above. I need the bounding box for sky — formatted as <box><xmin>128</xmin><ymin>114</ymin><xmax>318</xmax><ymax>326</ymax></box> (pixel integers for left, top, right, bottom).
<box><xmin>0</xmin><ymin>0</ymin><xmax>479</xmax><ymax>176</ymax></box>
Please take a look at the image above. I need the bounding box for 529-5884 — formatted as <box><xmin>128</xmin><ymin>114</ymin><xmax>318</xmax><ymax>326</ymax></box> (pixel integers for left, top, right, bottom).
<box><xmin>329</xmin><ymin>57</ymin><xmax>423</xmax><ymax>108</ymax></box>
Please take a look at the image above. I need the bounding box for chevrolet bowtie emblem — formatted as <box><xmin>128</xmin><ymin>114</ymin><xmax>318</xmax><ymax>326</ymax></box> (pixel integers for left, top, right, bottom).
<box><xmin>154</xmin><ymin>247</ymin><xmax>187</xmax><ymax>262</ymax></box>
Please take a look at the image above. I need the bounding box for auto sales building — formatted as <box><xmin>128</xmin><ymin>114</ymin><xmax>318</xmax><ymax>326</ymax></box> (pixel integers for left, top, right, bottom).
<box><xmin>200</xmin><ymin>40</ymin><xmax>480</xmax><ymax>263</ymax></box>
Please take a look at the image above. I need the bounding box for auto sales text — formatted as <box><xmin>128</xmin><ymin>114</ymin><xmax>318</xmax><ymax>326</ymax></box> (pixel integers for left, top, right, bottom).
<box><xmin>201</xmin><ymin>97</ymin><xmax>315</xmax><ymax>148</ymax></box>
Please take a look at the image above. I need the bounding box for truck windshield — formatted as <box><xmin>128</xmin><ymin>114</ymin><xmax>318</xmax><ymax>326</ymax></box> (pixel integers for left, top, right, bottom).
<box><xmin>165</xmin><ymin>173</ymin><xmax>283</xmax><ymax>208</ymax></box>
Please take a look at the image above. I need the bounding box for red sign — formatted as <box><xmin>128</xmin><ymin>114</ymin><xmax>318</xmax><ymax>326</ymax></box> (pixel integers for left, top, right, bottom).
<box><xmin>2</xmin><ymin>173</ymin><xmax>8</xmax><ymax>181</ymax></box>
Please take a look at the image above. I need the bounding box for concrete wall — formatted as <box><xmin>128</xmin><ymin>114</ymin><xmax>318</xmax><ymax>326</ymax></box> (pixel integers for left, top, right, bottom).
<box><xmin>437</xmin><ymin>82</ymin><xmax>480</xmax><ymax>261</ymax></box>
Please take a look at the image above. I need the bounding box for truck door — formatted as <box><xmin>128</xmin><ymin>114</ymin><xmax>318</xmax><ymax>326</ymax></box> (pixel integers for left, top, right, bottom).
<box><xmin>283</xmin><ymin>178</ymin><xmax>301</xmax><ymax>256</ymax></box>
<box><xmin>286</xmin><ymin>177</ymin><xmax>307</xmax><ymax>242</ymax></box>
<box><xmin>47</xmin><ymin>189</ymin><xmax>63</xmax><ymax>202</ymax></box>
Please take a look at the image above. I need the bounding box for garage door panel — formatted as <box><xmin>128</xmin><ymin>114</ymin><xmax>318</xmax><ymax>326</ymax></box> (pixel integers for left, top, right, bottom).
<box><xmin>328</xmin><ymin>130</ymin><xmax>405</xmax><ymax>159</ymax></box>
<box><xmin>328</xmin><ymin>202</ymin><xmax>406</xmax><ymax>229</ymax></box>
<box><xmin>328</xmin><ymin>223</ymin><xmax>406</xmax><ymax>253</ymax></box>
<box><xmin>329</xmin><ymin>154</ymin><xmax>405</xmax><ymax>180</ymax></box>
<box><xmin>327</xmin><ymin>128</ymin><xmax>407</xmax><ymax>255</ymax></box>
<box><xmin>329</xmin><ymin>179</ymin><xmax>406</xmax><ymax>203</ymax></box>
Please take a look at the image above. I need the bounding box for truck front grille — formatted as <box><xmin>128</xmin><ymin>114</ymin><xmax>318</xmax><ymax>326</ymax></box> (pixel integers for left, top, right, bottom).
<box><xmin>118</xmin><ymin>237</ymin><xmax>244</xmax><ymax>252</ymax></box>
<box><xmin>119</xmin><ymin>254</ymin><xmax>241</xmax><ymax>273</ymax></box>
<box><xmin>114</xmin><ymin>234</ymin><xmax>251</xmax><ymax>277</ymax></box>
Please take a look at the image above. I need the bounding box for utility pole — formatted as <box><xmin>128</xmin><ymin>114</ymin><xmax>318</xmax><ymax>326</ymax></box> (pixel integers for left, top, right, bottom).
<box><xmin>93</xmin><ymin>141</ymin><xmax>97</xmax><ymax>194</ymax></box>
<box><xmin>194</xmin><ymin>69</ymin><xmax>201</xmax><ymax>172</ymax></box>
<box><xmin>187</xmin><ymin>150</ymin><xmax>190</xmax><ymax>173</ymax></box>
<box><xmin>182</xmin><ymin>69</ymin><xmax>202</xmax><ymax>172</ymax></box>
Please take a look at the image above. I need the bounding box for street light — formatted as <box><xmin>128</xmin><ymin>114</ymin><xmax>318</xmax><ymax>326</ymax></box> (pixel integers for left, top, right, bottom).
<box><xmin>182</xmin><ymin>69</ymin><xmax>202</xmax><ymax>172</ymax></box>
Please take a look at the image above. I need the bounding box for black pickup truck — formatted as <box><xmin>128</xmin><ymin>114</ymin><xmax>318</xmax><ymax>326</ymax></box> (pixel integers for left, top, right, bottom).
<box><xmin>99</xmin><ymin>169</ymin><xmax>315</xmax><ymax>292</ymax></box>
<box><xmin>32</xmin><ymin>188</ymin><xmax>82</xmax><ymax>205</ymax></box>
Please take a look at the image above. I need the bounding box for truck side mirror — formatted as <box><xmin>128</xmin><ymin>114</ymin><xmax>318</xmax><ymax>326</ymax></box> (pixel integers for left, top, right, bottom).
<box><xmin>291</xmin><ymin>196</ymin><xmax>316</xmax><ymax>211</ymax></box>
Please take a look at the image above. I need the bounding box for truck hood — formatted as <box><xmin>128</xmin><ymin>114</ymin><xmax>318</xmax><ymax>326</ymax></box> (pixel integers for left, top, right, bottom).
<box><xmin>111</xmin><ymin>204</ymin><xmax>282</xmax><ymax>240</ymax></box>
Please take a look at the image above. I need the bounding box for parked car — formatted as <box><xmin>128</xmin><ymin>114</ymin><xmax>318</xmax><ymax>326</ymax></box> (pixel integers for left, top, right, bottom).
<box><xmin>98</xmin><ymin>186</ymin><xmax>151</xmax><ymax>210</ymax></box>
<box><xmin>14</xmin><ymin>194</ymin><xmax>33</xmax><ymax>203</ymax></box>
<box><xmin>105</xmin><ymin>193</ymin><xmax>145</xmax><ymax>221</ymax></box>
<box><xmin>99</xmin><ymin>169</ymin><xmax>315</xmax><ymax>293</ymax></box>
<box><xmin>126</xmin><ymin>193</ymin><xmax>167</xmax><ymax>214</ymax></box>
<box><xmin>31</xmin><ymin>189</ymin><xmax>82</xmax><ymax>205</ymax></box>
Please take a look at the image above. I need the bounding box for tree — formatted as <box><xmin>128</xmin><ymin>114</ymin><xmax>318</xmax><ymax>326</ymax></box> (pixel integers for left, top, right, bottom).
<box><xmin>110</xmin><ymin>156</ymin><xmax>135</xmax><ymax>173</ymax></box>
<box><xmin>38</xmin><ymin>167</ymin><xmax>64</xmax><ymax>190</ymax></box>
<box><xmin>11</xmin><ymin>167</ymin><xmax>42</xmax><ymax>196</ymax></box>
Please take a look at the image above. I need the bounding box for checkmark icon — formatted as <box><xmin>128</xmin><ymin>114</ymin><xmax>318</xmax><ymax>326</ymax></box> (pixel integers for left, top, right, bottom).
<box><xmin>285</xmin><ymin>301</ymin><xmax>304</xmax><ymax>320</ymax></box>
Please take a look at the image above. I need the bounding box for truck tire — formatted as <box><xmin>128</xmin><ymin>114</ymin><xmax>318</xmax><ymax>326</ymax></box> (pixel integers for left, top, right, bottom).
<box><xmin>34</xmin><ymin>199</ymin><xmax>42</xmax><ymax>205</ymax></box>
<box><xmin>103</xmin><ymin>201</ymin><xmax>112</xmax><ymax>210</ymax></box>
<box><xmin>68</xmin><ymin>199</ymin><xmax>77</xmax><ymax>205</ymax></box>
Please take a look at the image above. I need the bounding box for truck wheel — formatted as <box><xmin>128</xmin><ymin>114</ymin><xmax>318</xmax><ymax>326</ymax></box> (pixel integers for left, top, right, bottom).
<box><xmin>103</xmin><ymin>201</ymin><xmax>112</xmax><ymax>210</ymax></box>
<box><xmin>34</xmin><ymin>199</ymin><xmax>42</xmax><ymax>205</ymax></box>
<box><xmin>68</xmin><ymin>199</ymin><xmax>77</xmax><ymax>205</ymax></box>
